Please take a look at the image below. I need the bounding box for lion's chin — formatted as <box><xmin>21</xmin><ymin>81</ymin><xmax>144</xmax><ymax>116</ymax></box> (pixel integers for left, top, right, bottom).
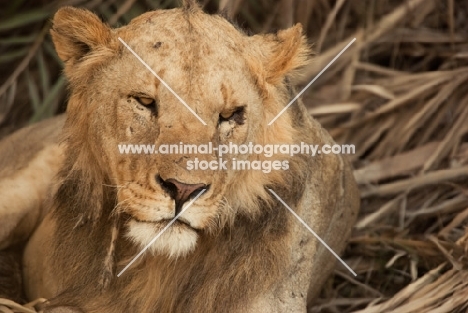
<box><xmin>126</xmin><ymin>219</ymin><xmax>199</xmax><ymax>258</ymax></box>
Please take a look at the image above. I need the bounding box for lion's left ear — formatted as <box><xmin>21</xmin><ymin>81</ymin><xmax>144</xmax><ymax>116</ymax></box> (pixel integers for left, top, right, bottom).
<box><xmin>249</xmin><ymin>24</ymin><xmax>311</xmax><ymax>86</ymax></box>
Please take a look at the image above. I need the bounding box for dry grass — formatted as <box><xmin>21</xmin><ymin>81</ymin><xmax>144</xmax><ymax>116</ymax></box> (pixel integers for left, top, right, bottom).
<box><xmin>1</xmin><ymin>0</ymin><xmax>468</xmax><ymax>312</ymax></box>
<box><xmin>0</xmin><ymin>298</ymin><xmax>46</xmax><ymax>313</ymax></box>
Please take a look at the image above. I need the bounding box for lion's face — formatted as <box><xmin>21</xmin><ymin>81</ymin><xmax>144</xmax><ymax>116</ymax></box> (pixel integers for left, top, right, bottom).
<box><xmin>51</xmin><ymin>7</ymin><xmax>310</xmax><ymax>257</ymax></box>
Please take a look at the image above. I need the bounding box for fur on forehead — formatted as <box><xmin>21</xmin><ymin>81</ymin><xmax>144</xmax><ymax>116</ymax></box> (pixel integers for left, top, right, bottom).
<box><xmin>51</xmin><ymin>6</ymin><xmax>311</xmax><ymax>92</ymax></box>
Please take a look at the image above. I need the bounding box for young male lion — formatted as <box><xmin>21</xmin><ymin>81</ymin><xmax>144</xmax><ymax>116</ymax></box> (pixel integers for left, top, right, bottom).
<box><xmin>0</xmin><ymin>2</ymin><xmax>359</xmax><ymax>312</ymax></box>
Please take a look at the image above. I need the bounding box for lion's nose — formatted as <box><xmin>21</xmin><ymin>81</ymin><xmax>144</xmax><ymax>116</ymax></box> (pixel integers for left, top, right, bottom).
<box><xmin>157</xmin><ymin>176</ymin><xmax>208</xmax><ymax>215</ymax></box>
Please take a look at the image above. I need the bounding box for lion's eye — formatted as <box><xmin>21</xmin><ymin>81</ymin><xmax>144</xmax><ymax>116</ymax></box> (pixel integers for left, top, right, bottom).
<box><xmin>219</xmin><ymin>106</ymin><xmax>245</xmax><ymax>125</ymax></box>
<box><xmin>133</xmin><ymin>96</ymin><xmax>157</xmax><ymax>114</ymax></box>
<box><xmin>136</xmin><ymin>96</ymin><xmax>155</xmax><ymax>107</ymax></box>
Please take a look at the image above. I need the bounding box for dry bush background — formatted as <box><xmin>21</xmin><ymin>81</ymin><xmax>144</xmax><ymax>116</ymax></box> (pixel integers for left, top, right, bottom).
<box><xmin>0</xmin><ymin>0</ymin><xmax>468</xmax><ymax>312</ymax></box>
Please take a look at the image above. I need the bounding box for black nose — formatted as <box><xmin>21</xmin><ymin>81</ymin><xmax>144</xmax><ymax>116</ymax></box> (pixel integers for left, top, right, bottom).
<box><xmin>157</xmin><ymin>176</ymin><xmax>208</xmax><ymax>215</ymax></box>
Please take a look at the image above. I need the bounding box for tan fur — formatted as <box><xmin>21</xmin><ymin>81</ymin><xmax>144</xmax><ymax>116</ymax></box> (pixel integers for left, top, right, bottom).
<box><xmin>0</xmin><ymin>115</ymin><xmax>65</xmax><ymax>250</ymax></box>
<box><xmin>1</xmin><ymin>4</ymin><xmax>358</xmax><ymax>313</ymax></box>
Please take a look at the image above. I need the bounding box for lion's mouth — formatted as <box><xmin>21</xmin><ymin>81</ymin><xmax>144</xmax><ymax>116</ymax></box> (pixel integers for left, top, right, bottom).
<box><xmin>170</xmin><ymin>219</ymin><xmax>195</xmax><ymax>229</ymax></box>
<box><xmin>131</xmin><ymin>217</ymin><xmax>199</xmax><ymax>231</ymax></box>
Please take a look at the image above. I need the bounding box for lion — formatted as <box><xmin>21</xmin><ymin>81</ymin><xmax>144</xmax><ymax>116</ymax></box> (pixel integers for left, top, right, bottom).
<box><xmin>0</xmin><ymin>2</ymin><xmax>359</xmax><ymax>312</ymax></box>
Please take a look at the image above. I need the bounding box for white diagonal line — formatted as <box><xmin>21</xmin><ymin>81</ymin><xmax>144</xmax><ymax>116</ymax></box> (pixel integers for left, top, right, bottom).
<box><xmin>268</xmin><ymin>188</ymin><xmax>357</xmax><ymax>276</ymax></box>
<box><xmin>118</xmin><ymin>37</ymin><xmax>207</xmax><ymax>126</ymax></box>
<box><xmin>117</xmin><ymin>189</ymin><xmax>206</xmax><ymax>277</ymax></box>
<box><xmin>268</xmin><ymin>37</ymin><xmax>356</xmax><ymax>126</ymax></box>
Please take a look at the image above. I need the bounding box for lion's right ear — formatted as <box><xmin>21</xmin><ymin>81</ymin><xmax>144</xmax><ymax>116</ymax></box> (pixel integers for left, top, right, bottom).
<box><xmin>51</xmin><ymin>7</ymin><xmax>113</xmax><ymax>63</ymax></box>
<box><xmin>248</xmin><ymin>24</ymin><xmax>311</xmax><ymax>87</ymax></box>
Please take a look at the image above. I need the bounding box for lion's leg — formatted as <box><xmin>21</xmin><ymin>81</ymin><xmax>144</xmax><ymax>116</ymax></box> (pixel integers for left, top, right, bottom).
<box><xmin>305</xmin><ymin>160</ymin><xmax>360</xmax><ymax>304</ymax></box>
<box><xmin>244</xmin><ymin>294</ymin><xmax>307</xmax><ymax>313</ymax></box>
<box><xmin>0</xmin><ymin>146</ymin><xmax>62</xmax><ymax>304</ymax></box>
<box><xmin>0</xmin><ymin>116</ymin><xmax>65</xmax><ymax>250</ymax></box>
<box><xmin>0</xmin><ymin>145</ymin><xmax>59</xmax><ymax>250</ymax></box>
<box><xmin>246</xmin><ymin>156</ymin><xmax>359</xmax><ymax>312</ymax></box>
<box><xmin>0</xmin><ymin>115</ymin><xmax>65</xmax><ymax>303</ymax></box>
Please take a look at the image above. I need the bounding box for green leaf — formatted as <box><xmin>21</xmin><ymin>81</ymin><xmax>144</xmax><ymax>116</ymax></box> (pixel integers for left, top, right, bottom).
<box><xmin>0</xmin><ymin>34</ymin><xmax>37</xmax><ymax>44</ymax></box>
<box><xmin>29</xmin><ymin>76</ymin><xmax>66</xmax><ymax>123</ymax></box>
<box><xmin>44</xmin><ymin>40</ymin><xmax>63</xmax><ymax>66</ymax></box>
<box><xmin>98</xmin><ymin>6</ymin><xmax>114</xmax><ymax>21</ymax></box>
<box><xmin>3</xmin><ymin>0</ymin><xmax>29</xmax><ymax>17</ymax></box>
<box><xmin>0</xmin><ymin>48</ymin><xmax>28</xmax><ymax>63</ymax></box>
<box><xmin>27</xmin><ymin>71</ymin><xmax>41</xmax><ymax>112</ymax></box>
<box><xmin>0</xmin><ymin>9</ymin><xmax>51</xmax><ymax>31</ymax></box>
<box><xmin>121</xmin><ymin>4</ymin><xmax>146</xmax><ymax>24</ymax></box>
<box><xmin>37</xmin><ymin>48</ymin><xmax>50</xmax><ymax>95</ymax></box>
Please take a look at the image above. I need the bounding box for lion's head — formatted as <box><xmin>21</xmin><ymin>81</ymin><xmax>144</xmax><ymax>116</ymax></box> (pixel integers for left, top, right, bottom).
<box><xmin>51</xmin><ymin>4</ymin><xmax>311</xmax><ymax>259</ymax></box>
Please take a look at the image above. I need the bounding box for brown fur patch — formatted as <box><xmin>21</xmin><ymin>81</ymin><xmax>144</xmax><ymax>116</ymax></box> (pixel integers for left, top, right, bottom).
<box><xmin>0</xmin><ymin>246</ymin><xmax>24</xmax><ymax>303</ymax></box>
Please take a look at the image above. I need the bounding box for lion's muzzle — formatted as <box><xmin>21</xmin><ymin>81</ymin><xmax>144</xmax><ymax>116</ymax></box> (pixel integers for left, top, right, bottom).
<box><xmin>157</xmin><ymin>176</ymin><xmax>209</xmax><ymax>214</ymax></box>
